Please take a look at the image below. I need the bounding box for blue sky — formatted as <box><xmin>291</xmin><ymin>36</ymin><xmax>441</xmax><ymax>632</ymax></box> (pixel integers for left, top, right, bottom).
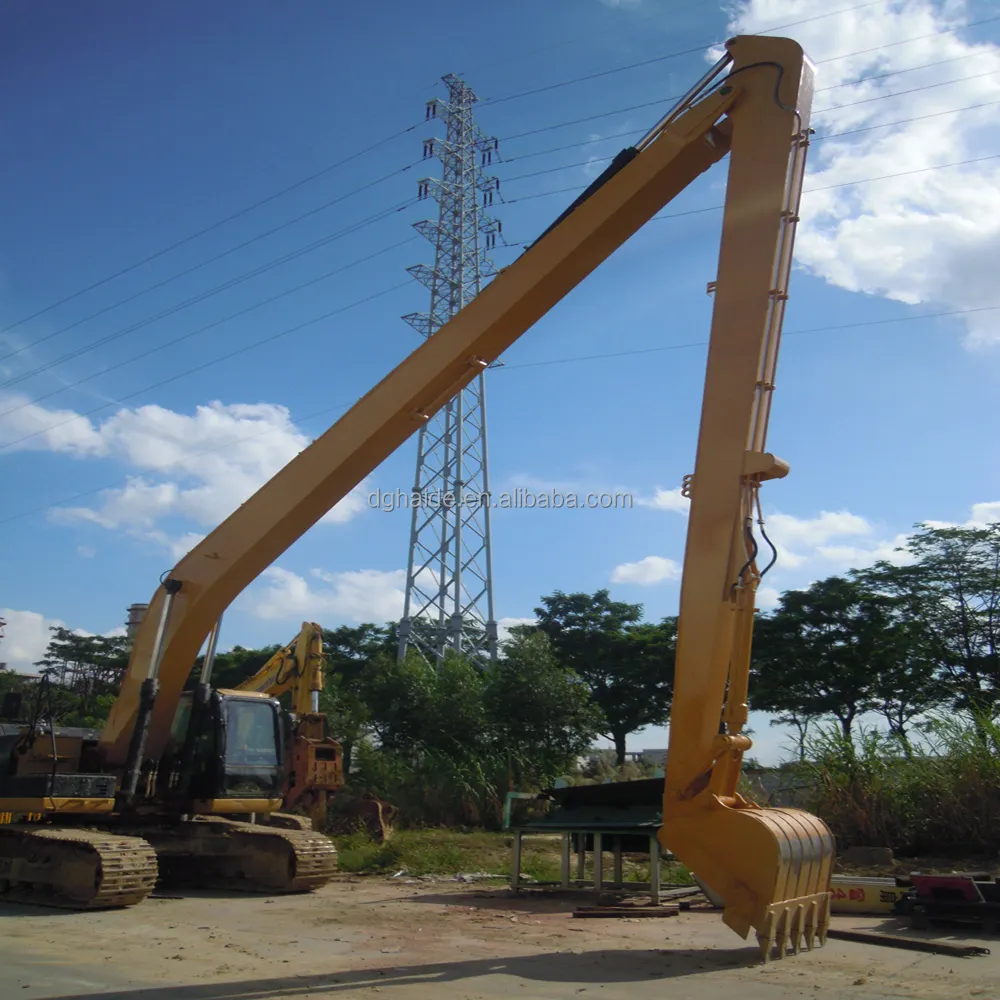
<box><xmin>1</xmin><ymin>0</ymin><xmax>998</xmax><ymax>765</ymax></box>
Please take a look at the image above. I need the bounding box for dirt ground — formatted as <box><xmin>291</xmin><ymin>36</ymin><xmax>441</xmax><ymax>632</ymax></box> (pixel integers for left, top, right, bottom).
<box><xmin>2</xmin><ymin>876</ymin><xmax>999</xmax><ymax>1000</ymax></box>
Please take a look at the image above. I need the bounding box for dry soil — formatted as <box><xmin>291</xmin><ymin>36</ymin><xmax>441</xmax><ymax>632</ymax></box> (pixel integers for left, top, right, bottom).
<box><xmin>1</xmin><ymin>876</ymin><xmax>998</xmax><ymax>1000</ymax></box>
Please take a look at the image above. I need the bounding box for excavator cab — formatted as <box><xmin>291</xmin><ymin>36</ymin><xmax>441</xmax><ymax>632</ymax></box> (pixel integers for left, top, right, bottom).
<box><xmin>161</xmin><ymin>688</ymin><xmax>286</xmax><ymax>811</ymax></box>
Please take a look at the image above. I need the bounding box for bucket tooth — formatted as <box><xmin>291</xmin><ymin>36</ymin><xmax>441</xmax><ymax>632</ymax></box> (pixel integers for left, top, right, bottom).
<box><xmin>817</xmin><ymin>892</ymin><xmax>831</xmax><ymax>946</ymax></box>
<box><xmin>804</xmin><ymin>897</ymin><xmax>819</xmax><ymax>950</ymax></box>
<box><xmin>776</xmin><ymin>909</ymin><xmax>790</xmax><ymax>959</ymax></box>
<box><xmin>758</xmin><ymin>892</ymin><xmax>831</xmax><ymax>962</ymax></box>
<box><xmin>789</xmin><ymin>904</ymin><xmax>803</xmax><ymax>955</ymax></box>
<box><xmin>757</xmin><ymin>911</ymin><xmax>776</xmax><ymax>963</ymax></box>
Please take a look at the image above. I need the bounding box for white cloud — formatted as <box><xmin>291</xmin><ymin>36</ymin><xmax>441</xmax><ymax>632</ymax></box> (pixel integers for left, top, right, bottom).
<box><xmin>762</xmin><ymin>509</ymin><xmax>918</xmax><ymax>574</ymax></box>
<box><xmin>245</xmin><ymin>566</ymin><xmax>407</xmax><ymax>624</ymax></box>
<box><xmin>497</xmin><ymin>616</ymin><xmax>537</xmax><ymax>644</ymax></box>
<box><xmin>0</xmin><ymin>394</ymin><xmax>106</xmax><ymax>454</ymax></box>
<box><xmin>76</xmin><ymin>545</ymin><xmax>97</xmax><ymax>558</ymax></box>
<box><xmin>755</xmin><ymin>500</ymin><xmax>1000</xmax><ymax>593</ymax></box>
<box><xmin>611</xmin><ymin>555</ymin><xmax>682</xmax><ymax>585</ymax></box>
<box><xmin>623</xmin><ymin>496</ymin><xmax>996</xmax><ymax>594</ymax></box>
<box><xmin>755</xmin><ymin>585</ymin><xmax>781</xmax><ymax>611</ymax></box>
<box><xmin>617</xmin><ymin>504</ymin><xmax>917</xmax><ymax>599</ymax></box>
<box><xmin>247</xmin><ymin>571</ymin><xmax>544</xmax><ymax>651</ymax></box>
<box><xmin>0</xmin><ymin>609</ymin><xmax>131</xmax><ymax>673</ymax></box>
<box><xmin>969</xmin><ymin>502</ymin><xmax>1000</xmax><ymax>526</ymax></box>
<box><xmin>583</xmin><ymin>133</ymin><xmax>608</xmax><ymax>179</ymax></box>
<box><xmin>637</xmin><ymin>486</ymin><xmax>689</xmax><ymax>514</ymax></box>
<box><xmin>0</xmin><ymin>609</ymin><xmax>63</xmax><ymax>673</ymax></box>
<box><xmin>713</xmin><ymin>0</ymin><xmax>1000</xmax><ymax>348</ymax></box>
<box><xmin>925</xmin><ymin>500</ymin><xmax>1000</xmax><ymax>529</ymax></box>
<box><xmin>599</xmin><ymin>0</ymin><xmax>641</xmax><ymax>7</ymax></box>
<box><xmin>144</xmin><ymin>530</ymin><xmax>209</xmax><ymax>562</ymax></box>
<box><xmin>763</xmin><ymin>510</ymin><xmax>872</xmax><ymax>568</ymax></box>
<box><xmin>813</xmin><ymin>533</ymin><xmax>915</xmax><ymax>569</ymax></box>
<box><xmin>0</xmin><ymin>395</ymin><xmax>368</xmax><ymax>554</ymax></box>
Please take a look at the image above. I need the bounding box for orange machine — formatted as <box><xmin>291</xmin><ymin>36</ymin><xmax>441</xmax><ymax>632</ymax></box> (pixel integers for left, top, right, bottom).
<box><xmin>234</xmin><ymin>622</ymin><xmax>344</xmax><ymax>830</ymax></box>
<box><xmin>0</xmin><ymin>34</ymin><xmax>831</xmax><ymax>957</ymax></box>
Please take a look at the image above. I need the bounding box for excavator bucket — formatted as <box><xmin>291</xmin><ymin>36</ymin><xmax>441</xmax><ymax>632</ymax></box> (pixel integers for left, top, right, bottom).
<box><xmin>663</xmin><ymin>799</ymin><xmax>834</xmax><ymax>961</ymax></box>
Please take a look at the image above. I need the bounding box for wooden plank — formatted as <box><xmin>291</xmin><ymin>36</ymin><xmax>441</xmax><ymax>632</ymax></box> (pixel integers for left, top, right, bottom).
<box><xmin>826</xmin><ymin>928</ymin><xmax>990</xmax><ymax>957</ymax></box>
<box><xmin>573</xmin><ymin>905</ymin><xmax>679</xmax><ymax>918</ymax></box>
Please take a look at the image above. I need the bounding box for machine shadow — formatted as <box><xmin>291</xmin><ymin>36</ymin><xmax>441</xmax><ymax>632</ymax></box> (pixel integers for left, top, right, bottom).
<box><xmin>403</xmin><ymin>886</ymin><xmax>716</xmax><ymax>917</ymax></box>
<box><xmin>402</xmin><ymin>886</ymin><xmax>606</xmax><ymax>912</ymax></box>
<box><xmin>33</xmin><ymin>946</ymin><xmax>760</xmax><ymax>1000</ymax></box>
<box><xmin>0</xmin><ymin>888</ymin><xmax>304</xmax><ymax>917</ymax></box>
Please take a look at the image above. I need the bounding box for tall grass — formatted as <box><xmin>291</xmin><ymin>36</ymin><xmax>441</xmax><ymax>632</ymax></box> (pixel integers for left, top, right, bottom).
<box><xmin>793</xmin><ymin>711</ymin><xmax>1000</xmax><ymax>856</ymax></box>
<box><xmin>341</xmin><ymin>739</ymin><xmax>532</xmax><ymax>829</ymax></box>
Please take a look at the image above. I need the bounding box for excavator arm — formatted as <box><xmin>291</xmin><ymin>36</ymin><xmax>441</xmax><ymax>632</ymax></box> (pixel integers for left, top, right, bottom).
<box><xmin>99</xmin><ymin>35</ymin><xmax>832</xmax><ymax>956</ymax></box>
<box><xmin>234</xmin><ymin>621</ymin><xmax>325</xmax><ymax>717</ymax></box>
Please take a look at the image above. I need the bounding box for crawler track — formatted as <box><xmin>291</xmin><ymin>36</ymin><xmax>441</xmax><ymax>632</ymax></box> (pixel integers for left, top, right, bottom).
<box><xmin>0</xmin><ymin>826</ymin><xmax>158</xmax><ymax>909</ymax></box>
<box><xmin>145</xmin><ymin>818</ymin><xmax>338</xmax><ymax>894</ymax></box>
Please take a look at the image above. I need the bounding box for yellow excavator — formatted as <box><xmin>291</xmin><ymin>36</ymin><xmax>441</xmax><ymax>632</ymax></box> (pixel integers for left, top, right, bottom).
<box><xmin>0</xmin><ymin>33</ymin><xmax>832</xmax><ymax>957</ymax></box>
<box><xmin>0</xmin><ymin>600</ymin><xmax>339</xmax><ymax>906</ymax></box>
<box><xmin>117</xmin><ymin>613</ymin><xmax>346</xmax><ymax>831</ymax></box>
<box><xmin>228</xmin><ymin>623</ymin><xmax>396</xmax><ymax>840</ymax></box>
<box><xmin>232</xmin><ymin>621</ymin><xmax>345</xmax><ymax>831</ymax></box>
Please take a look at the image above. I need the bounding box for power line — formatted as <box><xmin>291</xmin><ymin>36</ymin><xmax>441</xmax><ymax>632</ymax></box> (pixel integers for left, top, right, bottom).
<box><xmin>0</xmin><ymin>163</ymin><xmax>422</xmax><ymax>366</ymax></box>
<box><xmin>445</xmin><ymin>0</ymin><xmax>709</xmax><ymax>89</ymax></box>
<box><xmin>500</xmin><ymin>73</ymin><xmax>1000</xmax><ymax>207</ymax></box>
<box><xmin>501</xmin><ymin>148</ymin><xmax>1000</xmax><ymax>214</ymax></box>
<box><xmin>505</xmin><ymin>138</ymin><xmax>1000</xmax><ymax>189</ymax></box>
<box><xmin>0</xmin><ymin>279</ymin><xmax>416</xmax><ymax>454</ymax></box>
<box><xmin>819</xmin><ymin>67</ymin><xmax>999</xmax><ymax>115</ymax></box>
<box><xmin>0</xmin><ymin>122</ymin><xmax>425</xmax><ymax>341</ymax></box>
<box><xmin>4</xmin><ymin>299</ymin><xmax>994</xmax><ymax>527</ymax></box>
<box><xmin>499</xmin><ymin>96</ymin><xmax>1000</xmax><ymax>167</ymax></box>
<box><xmin>814</xmin><ymin>14</ymin><xmax>1000</xmax><ymax>65</ymax></box>
<box><xmin>809</xmin><ymin>152</ymin><xmax>1000</xmax><ymax>192</ymax></box>
<box><xmin>812</xmin><ymin>98</ymin><xmax>1000</xmax><ymax>141</ymax></box>
<box><xmin>493</xmin><ymin>303</ymin><xmax>1000</xmax><ymax>371</ymax></box>
<box><xmin>1</xmin><ymin>198</ymin><xmax>417</xmax><ymax>392</ymax></box>
<box><xmin>479</xmin><ymin>0</ymin><xmax>888</xmax><ymax>107</ymax></box>
<box><xmin>5</xmin><ymin>144</ymin><xmax>994</xmax><ymax>423</ymax></box>
<box><xmin>8</xmin><ymin>25</ymin><xmax>992</xmax><ymax>383</ymax></box>
<box><xmin>0</xmin><ymin>236</ymin><xmax>419</xmax><ymax>421</ymax></box>
<box><xmin>495</xmin><ymin>14</ymin><xmax>1000</xmax><ymax>145</ymax></box>
<box><xmin>3</xmin><ymin>35</ymin><xmax>995</xmax><ymax>424</ymax></box>
<box><xmin>815</xmin><ymin>50</ymin><xmax>992</xmax><ymax>96</ymax></box>
<box><xmin>5</xmin><ymin>10</ymin><xmax>996</xmax><ymax>359</ymax></box>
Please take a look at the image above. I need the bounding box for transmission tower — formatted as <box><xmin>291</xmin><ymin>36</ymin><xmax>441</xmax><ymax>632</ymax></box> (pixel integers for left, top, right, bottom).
<box><xmin>396</xmin><ymin>73</ymin><xmax>503</xmax><ymax>668</ymax></box>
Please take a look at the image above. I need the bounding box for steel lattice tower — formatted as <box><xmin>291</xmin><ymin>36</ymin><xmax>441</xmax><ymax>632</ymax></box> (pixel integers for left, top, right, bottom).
<box><xmin>396</xmin><ymin>73</ymin><xmax>502</xmax><ymax>667</ymax></box>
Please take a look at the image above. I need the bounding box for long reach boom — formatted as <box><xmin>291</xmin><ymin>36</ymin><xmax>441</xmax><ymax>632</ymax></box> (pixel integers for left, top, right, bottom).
<box><xmin>100</xmin><ymin>35</ymin><xmax>833</xmax><ymax>958</ymax></box>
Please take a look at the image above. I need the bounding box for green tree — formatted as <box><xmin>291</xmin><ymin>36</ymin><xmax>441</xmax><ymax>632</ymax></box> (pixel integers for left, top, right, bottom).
<box><xmin>851</xmin><ymin>564</ymin><xmax>949</xmax><ymax>743</ymax></box>
<box><xmin>528</xmin><ymin>590</ymin><xmax>676</xmax><ymax>765</ymax></box>
<box><xmin>869</xmin><ymin>523</ymin><xmax>1000</xmax><ymax>715</ymax></box>
<box><xmin>484</xmin><ymin>629</ymin><xmax>603</xmax><ymax>782</ymax></box>
<box><xmin>34</xmin><ymin>626</ymin><xmax>130</xmax><ymax>724</ymax></box>
<box><xmin>356</xmin><ymin>647</ymin><xmax>437</xmax><ymax>753</ymax></box>
<box><xmin>749</xmin><ymin>576</ymin><xmax>904</xmax><ymax>746</ymax></box>
<box><xmin>198</xmin><ymin>643</ymin><xmax>280</xmax><ymax>689</ymax></box>
<box><xmin>343</xmin><ymin>633</ymin><xmax>606</xmax><ymax>827</ymax></box>
<box><xmin>321</xmin><ymin>623</ymin><xmax>395</xmax><ymax>769</ymax></box>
